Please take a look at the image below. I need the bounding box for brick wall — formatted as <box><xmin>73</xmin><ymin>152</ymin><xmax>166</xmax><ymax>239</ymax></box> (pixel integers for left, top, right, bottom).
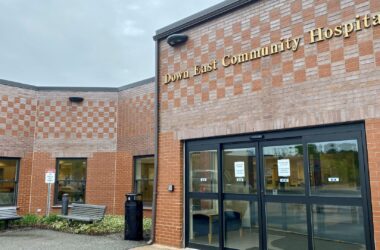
<box><xmin>366</xmin><ymin>119</ymin><xmax>380</xmax><ymax>248</ymax></box>
<box><xmin>159</xmin><ymin>0</ymin><xmax>380</xmax><ymax>140</ymax></box>
<box><xmin>116</xmin><ymin>82</ymin><xmax>155</xmax><ymax>216</ymax></box>
<box><xmin>157</xmin><ymin>0</ymin><xmax>380</xmax><ymax>247</ymax></box>
<box><xmin>0</xmin><ymin>84</ymin><xmax>37</xmax><ymax>156</ymax></box>
<box><xmin>0</xmin><ymin>80</ymin><xmax>155</xmax><ymax>216</ymax></box>
<box><xmin>155</xmin><ymin>132</ymin><xmax>183</xmax><ymax>247</ymax></box>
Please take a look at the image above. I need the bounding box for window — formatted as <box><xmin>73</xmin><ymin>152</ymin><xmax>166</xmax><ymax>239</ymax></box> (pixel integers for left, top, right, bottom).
<box><xmin>135</xmin><ymin>156</ymin><xmax>154</xmax><ymax>207</ymax></box>
<box><xmin>0</xmin><ymin>158</ymin><xmax>19</xmax><ymax>206</ymax></box>
<box><xmin>55</xmin><ymin>158</ymin><xmax>86</xmax><ymax>204</ymax></box>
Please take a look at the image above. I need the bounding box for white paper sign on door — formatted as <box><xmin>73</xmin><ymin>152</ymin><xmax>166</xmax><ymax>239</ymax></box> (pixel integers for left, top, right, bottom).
<box><xmin>277</xmin><ymin>159</ymin><xmax>290</xmax><ymax>177</ymax></box>
<box><xmin>234</xmin><ymin>161</ymin><xmax>245</xmax><ymax>177</ymax></box>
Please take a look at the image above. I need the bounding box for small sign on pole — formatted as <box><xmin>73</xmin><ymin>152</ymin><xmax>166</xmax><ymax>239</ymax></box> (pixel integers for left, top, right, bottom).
<box><xmin>45</xmin><ymin>171</ymin><xmax>55</xmax><ymax>184</ymax></box>
<box><xmin>45</xmin><ymin>169</ymin><xmax>56</xmax><ymax>216</ymax></box>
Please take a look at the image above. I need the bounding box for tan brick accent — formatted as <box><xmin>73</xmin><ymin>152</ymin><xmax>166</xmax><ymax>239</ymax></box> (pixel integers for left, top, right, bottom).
<box><xmin>159</xmin><ymin>0</ymin><xmax>380</xmax><ymax>141</ymax></box>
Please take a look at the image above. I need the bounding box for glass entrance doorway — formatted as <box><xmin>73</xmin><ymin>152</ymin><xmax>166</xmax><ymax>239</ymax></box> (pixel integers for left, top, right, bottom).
<box><xmin>185</xmin><ymin>123</ymin><xmax>373</xmax><ymax>250</ymax></box>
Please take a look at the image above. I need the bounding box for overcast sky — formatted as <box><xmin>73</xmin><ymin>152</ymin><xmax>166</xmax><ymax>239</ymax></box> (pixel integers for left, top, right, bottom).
<box><xmin>0</xmin><ymin>0</ymin><xmax>224</xmax><ymax>87</ymax></box>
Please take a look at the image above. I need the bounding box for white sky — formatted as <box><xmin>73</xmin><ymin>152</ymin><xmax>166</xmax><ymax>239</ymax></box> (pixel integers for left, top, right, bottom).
<box><xmin>0</xmin><ymin>0</ymin><xmax>224</xmax><ymax>87</ymax></box>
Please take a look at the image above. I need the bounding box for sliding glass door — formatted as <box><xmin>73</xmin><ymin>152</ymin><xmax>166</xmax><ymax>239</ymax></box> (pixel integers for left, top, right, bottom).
<box><xmin>185</xmin><ymin>123</ymin><xmax>373</xmax><ymax>250</ymax></box>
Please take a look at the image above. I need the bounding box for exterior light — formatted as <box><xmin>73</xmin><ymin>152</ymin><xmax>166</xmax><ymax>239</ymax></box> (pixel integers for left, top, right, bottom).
<box><xmin>69</xmin><ymin>97</ymin><xmax>84</xmax><ymax>103</ymax></box>
<box><xmin>167</xmin><ymin>34</ymin><xmax>188</xmax><ymax>47</ymax></box>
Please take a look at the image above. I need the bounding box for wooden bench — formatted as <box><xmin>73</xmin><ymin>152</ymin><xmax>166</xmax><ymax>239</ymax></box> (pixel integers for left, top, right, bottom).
<box><xmin>0</xmin><ymin>207</ymin><xmax>22</xmax><ymax>229</ymax></box>
<box><xmin>58</xmin><ymin>203</ymin><xmax>106</xmax><ymax>223</ymax></box>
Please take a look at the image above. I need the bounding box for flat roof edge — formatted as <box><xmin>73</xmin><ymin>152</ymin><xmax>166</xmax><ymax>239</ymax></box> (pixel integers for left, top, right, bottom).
<box><xmin>154</xmin><ymin>0</ymin><xmax>254</xmax><ymax>41</ymax></box>
<box><xmin>0</xmin><ymin>79</ymin><xmax>38</xmax><ymax>91</ymax></box>
<box><xmin>118</xmin><ymin>77</ymin><xmax>155</xmax><ymax>91</ymax></box>
<box><xmin>37</xmin><ymin>86</ymin><xmax>119</xmax><ymax>92</ymax></box>
<box><xmin>0</xmin><ymin>77</ymin><xmax>155</xmax><ymax>92</ymax></box>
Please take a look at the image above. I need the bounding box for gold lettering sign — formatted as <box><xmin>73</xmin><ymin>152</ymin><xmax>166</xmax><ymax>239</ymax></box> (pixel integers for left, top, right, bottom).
<box><xmin>163</xmin><ymin>12</ymin><xmax>380</xmax><ymax>84</ymax></box>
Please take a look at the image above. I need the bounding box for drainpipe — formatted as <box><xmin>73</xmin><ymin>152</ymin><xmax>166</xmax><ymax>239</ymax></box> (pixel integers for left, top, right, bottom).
<box><xmin>148</xmin><ymin>39</ymin><xmax>160</xmax><ymax>245</ymax></box>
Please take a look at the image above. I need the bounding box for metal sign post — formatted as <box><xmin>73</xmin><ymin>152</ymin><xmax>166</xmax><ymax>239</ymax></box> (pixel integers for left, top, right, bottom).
<box><xmin>45</xmin><ymin>170</ymin><xmax>56</xmax><ymax>216</ymax></box>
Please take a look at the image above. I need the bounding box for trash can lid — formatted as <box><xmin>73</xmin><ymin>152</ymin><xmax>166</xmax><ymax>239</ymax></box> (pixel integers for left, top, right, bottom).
<box><xmin>125</xmin><ymin>193</ymin><xmax>142</xmax><ymax>201</ymax></box>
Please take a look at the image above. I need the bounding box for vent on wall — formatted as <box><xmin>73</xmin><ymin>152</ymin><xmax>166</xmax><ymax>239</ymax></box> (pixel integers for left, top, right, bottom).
<box><xmin>69</xmin><ymin>97</ymin><xmax>84</xmax><ymax>103</ymax></box>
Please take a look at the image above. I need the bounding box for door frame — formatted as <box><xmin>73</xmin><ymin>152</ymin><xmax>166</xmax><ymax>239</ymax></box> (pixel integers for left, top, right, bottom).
<box><xmin>184</xmin><ymin>122</ymin><xmax>374</xmax><ymax>250</ymax></box>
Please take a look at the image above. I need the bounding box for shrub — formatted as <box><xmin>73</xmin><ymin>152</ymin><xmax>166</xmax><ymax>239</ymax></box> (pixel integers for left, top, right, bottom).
<box><xmin>10</xmin><ymin>214</ymin><xmax>152</xmax><ymax>236</ymax></box>
<box><xmin>15</xmin><ymin>214</ymin><xmax>40</xmax><ymax>227</ymax></box>
<box><xmin>143</xmin><ymin>217</ymin><xmax>152</xmax><ymax>231</ymax></box>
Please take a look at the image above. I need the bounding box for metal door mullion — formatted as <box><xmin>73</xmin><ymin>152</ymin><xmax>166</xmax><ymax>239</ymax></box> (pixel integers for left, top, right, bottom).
<box><xmin>357</xmin><ymin>131</ymin><xmax>374</xmax><ymax>250</ymax></box>
<box><xmin>218</xmin><ymin>143</ymin><xmax>224</xmax><ymax>249</ymax></box>
<box><xmin>303</xmin><ymin>137</ymin><xmax>314</xmax><ymax>250</ymax></box>
<box><xmin>257</xmin><ymin>141</ymin><xmax>266</xmax><ymax>250</ymax></box>
<box><xmin>223</xmin><ymin>193</ymin><xmax>258</xmax><ymax>201</ymax></box>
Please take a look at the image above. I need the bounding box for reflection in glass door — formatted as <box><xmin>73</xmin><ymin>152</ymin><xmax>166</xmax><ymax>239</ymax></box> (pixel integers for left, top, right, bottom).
<box><xmin>262</xmin><ymin>142</ymin><xmax>308</xmax><ymax>250</ymax></box>
<box><xmin>186</xmin><ymin>124</ymin><xmax>373</xmax><ymax>250</ymax></box>
<box><xmin>188</xmin><ymin>149</ymin><xmax>220</xmax><ymax>248</ymax></box>
<box><xmin>223</xmin><ymin>146</ymin><xmax>259</xmax><ymax>250</ymax></box>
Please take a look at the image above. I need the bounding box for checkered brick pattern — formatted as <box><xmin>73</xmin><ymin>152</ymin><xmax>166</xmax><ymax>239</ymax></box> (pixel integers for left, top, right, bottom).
<box><xmin>0</xmin><ymin>95</ymin><xmax>37</xmax><ymax>137</ymax></box>
<box><xmin>117</xmin><ymin>82</ymin><xmax>155</xmax><ymax>154</ymax></box>
<box><xmin>156</xmin><ymin>0</ymin><xmax>380</xmax><ymax>247</ymax></box>
<box><xmin>122</xmin><ymin>92</ymin><xmax>154</xmax><ymax>133</ymax></box>
<box><xmin>159</xmin><ymin>0</ymin><xmax>380</xmax><ymax>111</ymax></box>
<box><xmin>36</xmin><ymin>99</ymin><xmax>117</xmax><ymax>139</ymax></box>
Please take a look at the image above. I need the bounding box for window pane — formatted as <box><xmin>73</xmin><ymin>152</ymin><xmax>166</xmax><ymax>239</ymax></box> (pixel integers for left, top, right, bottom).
<box><xmin>0</xmin><ymin>159</ymin><xmax>18</xmax><ymax>181</ymax></box>
<box><xmin>190</xmin><ymin>198</ymin><xmax>219</xmax><ymax>247</ymax></box>
<box><xmin>0</xmin><ymin>159</ymin><xmax>18</xmax><ymax>206</ymax></box>
<box><xmin>57</xmin><ymin>159</ymin><xmax>86</xmax><ymax>181</ymax></box>
<box><xmin>56</xmin><ymin>159</ymin><xmax>86</xmax><ymax>203</ymax></box>
<box><xmin>224</xmin><ymin>200</ymin><xmax>259</xmax><ymax>249</ymax></box>
<box><xmin>135</xmin><ymin>157</ymin><xmax>154</xmax><ymax>180</ymax></box>
<box><xmin>190</xmin><ymin>150</ymin><xmax>218</xmax><ymax>193</ymax></box>
<box><xmin>135</xmin><ymin>157</ymin><xmax>154</xmax><ymax>206</ymax></box>
<box><xmin>308</xmin><ymin>140</ymin><xmax>361</xmax><ymax>197</ymax></box>
<box><xmin>264</xmin><ymin>145</ymin><xmax>304</xmax><ymax>195</ymax></box>
<box><xmin>312</xmin><ymin>205</ymin><xmax>366</xmax><ymax>250</ymax></box>
<box><xmin>136</xmin><ymin>179</ymin><xmax>153</xmax><ymax>207</ymax></box>
<box><xmin>223</xmin><ymin>148</ymin><xmax>256</xmax><ymax>194</ymax></box>
<box><xmin>56</xmin><ymin>180</ymin><xmax>85</xmax><ymax>203</ymax></box>
<box><xmin>0</xmin><ymin>182</ymin><xmax>16</xmax><ymax>206</ymax></box>
<box><xmin>266</xmin><ymin>203</ymin><xmax>308</xmax><ymax>250</ymax></box>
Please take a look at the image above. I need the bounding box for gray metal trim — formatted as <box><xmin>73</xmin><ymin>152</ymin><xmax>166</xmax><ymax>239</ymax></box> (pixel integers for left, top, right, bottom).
<box><xmin>0</xmin><ymin>77</ymin><xmax>155</xmax><ymax>92</ymax></box>
<box><xmin>148</xmin><ymin>38</ymin><xmax>160</xmax><ymax>246</ymax></box>
<box><xmin>154</xmin><ymin>0</ymin><xmax>254</xmax><ymax>41</ymax></box>
<box><xmin>38</xmin><ymin>86</ymin><xmax>119</xmax><ymax>92</ymax></box>
<box><xmin>0</xmin><ymin>79</ymin><xmax>38</xmax><ymax>91</ymax></box>
<box><xmin>118</xmin><ymin>77</ymin><xmax>155</xmax><ymax>91</ymax></box>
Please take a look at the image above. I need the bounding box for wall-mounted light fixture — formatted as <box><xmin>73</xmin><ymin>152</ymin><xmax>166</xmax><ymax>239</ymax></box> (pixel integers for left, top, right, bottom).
<box><xmin>167</xmin><ymin>34</ymin><xmax>188</xmax><ymax>47</ymax></box>
<box><xmin>69</xmin><ymin>97</ymin><xmax>84</xmax><ymax>103</ymax></box>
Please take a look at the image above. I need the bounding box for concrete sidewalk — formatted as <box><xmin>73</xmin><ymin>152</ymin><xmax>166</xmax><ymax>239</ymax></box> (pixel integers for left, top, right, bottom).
<box><xmin>131</xmin><ymin>245</ymin><xmax>182</xmax><ymax>250</ymax></box>
<box><xmin>0</xmin><ymin>228</ymin><xmax>147</xmax><ymax>250</ymax></box>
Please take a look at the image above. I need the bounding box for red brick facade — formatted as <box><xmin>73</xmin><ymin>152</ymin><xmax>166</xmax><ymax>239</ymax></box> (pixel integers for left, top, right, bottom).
<box><xmin>1</xmin><ymin>0</ymin><xmax>380</xmax><ymax>248</ymax></box>
<box><xmin>156</xmin><ymin>0</ymin><xmax>380</xmax><ymax>247</ymax></box>
<box><xmin>0</xmin><ymin>81</ymin><xmax>155</xmax><ymax>216</ymax></box>
<box><xmin>366</xmin><ymin>119</ymin><xmax>380</xmax><ymax>246</ymax></box>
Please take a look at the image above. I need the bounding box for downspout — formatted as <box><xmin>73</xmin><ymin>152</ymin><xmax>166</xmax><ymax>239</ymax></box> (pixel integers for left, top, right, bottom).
<box><xmin>148</xmin><ymin>39</ymin><xmax>160</xmax><ymax>245</ymax></box>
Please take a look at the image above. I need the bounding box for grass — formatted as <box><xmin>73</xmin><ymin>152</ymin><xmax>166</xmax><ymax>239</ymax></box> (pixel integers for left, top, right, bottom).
<box><xmin>4</xmin><ymin>214</ymin><xmax>152</xmax><ymax>236</ymax></box>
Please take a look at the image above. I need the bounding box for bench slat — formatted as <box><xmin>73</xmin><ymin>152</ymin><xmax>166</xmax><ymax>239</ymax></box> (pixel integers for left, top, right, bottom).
<box><xmin>0</xmin><ymin>207</ymin><xmax>21</xmax><ymax>223</ymax></box>
<box><xmin>59</xmin><ymin>203</ymin><xmax>106</xmax><ymax>222</ymax></box>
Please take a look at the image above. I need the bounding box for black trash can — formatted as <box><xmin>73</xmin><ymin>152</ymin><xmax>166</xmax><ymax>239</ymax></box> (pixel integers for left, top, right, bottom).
<box><xmin>124</xmin><ymin>193</ymin><xmax>143</xmax><ymax>240</ymax></box>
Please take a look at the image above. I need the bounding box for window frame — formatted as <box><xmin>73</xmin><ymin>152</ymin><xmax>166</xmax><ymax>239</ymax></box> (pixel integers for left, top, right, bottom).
<box><xmin>54</xmin><ymin>158</ymin><xmax>87</xmax><ymax>205</ymax></box>
<box><xmin>133</xmin><ymin>155</ymin><xmax>154</xmax><ymax>209</ymax></box>
<box><xmin>0</xmin><ymin>157</ymin><xmax>20</xmax><ymax>207</ymax></box>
